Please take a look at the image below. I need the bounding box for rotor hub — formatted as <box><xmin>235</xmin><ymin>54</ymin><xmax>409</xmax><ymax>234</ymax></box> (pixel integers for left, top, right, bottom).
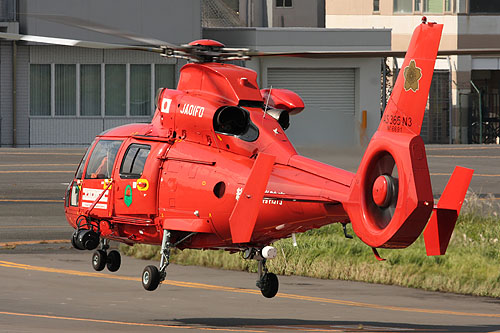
<box><xmin>372</xmin><ymin>175</ymin><xmax>396</xmax><ymax>208</ymax></box>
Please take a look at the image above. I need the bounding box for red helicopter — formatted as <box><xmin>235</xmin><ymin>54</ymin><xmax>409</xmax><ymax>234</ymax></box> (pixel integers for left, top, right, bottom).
<box><xmin>1</xmin><ymin>19</ymin><xmax>473</xmax><ymax>298</ymax></box>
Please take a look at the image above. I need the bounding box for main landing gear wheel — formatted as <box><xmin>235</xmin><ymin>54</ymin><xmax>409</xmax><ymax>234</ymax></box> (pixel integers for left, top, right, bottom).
<box><xmin>142</xmin><ymin>265</ymin><xmax>160</xmax><ymax>291</ymax></box>
<box><xmin>259</xmin><ymin>272</ymin><xmax>279</xmax><ymax>298</ymax></box>
<box><xmin>106</xmin><ymin>250</ymin><xmax>121</xmax><ymax>272</ymax></box>
<box><xmin>141</xmin><ymin>229</ymin><xmax>171</xmax><ymax>291</ymax></box>
<box><xmin>92</xmin><ymin>250</ymin><xmax>107</xmax><ymax>271</ymax></box>
<box><xmin>256</xmin><ymin>257</ymin><xmax>279</xmax><ymax>298</ymax></box>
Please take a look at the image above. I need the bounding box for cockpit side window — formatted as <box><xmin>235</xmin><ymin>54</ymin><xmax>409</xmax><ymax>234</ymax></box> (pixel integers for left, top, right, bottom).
<box><xmin>84</xmin><ymin>140</ymin><xmax>123</xmax><ymax>179</ymax></box>
<box><xmin>120</xmin><ymin>144</ymin><xmax>151</xmax><ymax>179</ymax></box>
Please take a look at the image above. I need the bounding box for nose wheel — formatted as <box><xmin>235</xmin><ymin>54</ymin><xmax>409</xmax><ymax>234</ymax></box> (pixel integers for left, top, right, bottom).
<box><xmin>91</xmin><ymin>239</ymin><xmax>121</xmax><ymax>272</ymax></box>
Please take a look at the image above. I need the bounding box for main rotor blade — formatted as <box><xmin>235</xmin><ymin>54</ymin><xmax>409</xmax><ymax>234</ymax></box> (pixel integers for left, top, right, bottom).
<box><xmin>248</xmin><ymin>48</ymin><xmax>500</xmax><ymax>59</ymax></box>
<box><xmin>0</xmin><ymin>32</ymin><xmax>164</xmax><ymax>53</ymax></box>
<box><xmin>26</xmin><ymin>13</ymin><xmax>182</xmax><ymax>50</ymax></box>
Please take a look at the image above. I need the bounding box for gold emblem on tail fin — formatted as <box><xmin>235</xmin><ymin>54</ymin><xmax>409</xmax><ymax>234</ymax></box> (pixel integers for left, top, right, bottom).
<box><xmin>404</xmin><ymin>60</ymin><xmax>422</xmax><ymax>92</ymax></box>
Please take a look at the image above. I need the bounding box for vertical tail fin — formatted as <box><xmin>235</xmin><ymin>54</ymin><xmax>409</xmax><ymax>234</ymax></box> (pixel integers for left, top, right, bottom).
<box><xmin>379</xmin><ymin>22</ymin><xmax>443</xmax><ymax>136</ymax></box>
<box><xmin>344</xmin><ymin>21</ymin><xmax>444</xmax><ymax>248</ymax></box>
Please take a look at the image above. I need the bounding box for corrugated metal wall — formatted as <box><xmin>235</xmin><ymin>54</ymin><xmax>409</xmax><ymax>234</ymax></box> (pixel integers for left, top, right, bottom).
<box><xmin>17</xmin><ymin>44</ymin><xmax>29</xmax><ymax>146</ymax></box>
<box><xmin>0</xmin><ymin>41</ymin><xmax>13</xmax><ymax>146</ymax></box>
<box><xmin>267</xmin><ymin>68</ymin><xmax>356</xmax><ymax>147</ymax></box>
<box><xmin>29</xmin><ymin>118</ymin><xmax>151</xmax><ymax>146</ymax></box>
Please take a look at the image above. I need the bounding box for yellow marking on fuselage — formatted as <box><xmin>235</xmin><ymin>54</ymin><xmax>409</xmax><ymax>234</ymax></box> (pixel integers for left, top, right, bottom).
<box><xmin>0</xmin><ymin>260</ymin><xmax>498</xmax><ymax>318</ymax></box>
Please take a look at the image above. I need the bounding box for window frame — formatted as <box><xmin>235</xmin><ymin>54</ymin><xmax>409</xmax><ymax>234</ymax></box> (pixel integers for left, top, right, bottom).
<box><xmin>276</xmin><ymin>0</ymin><xmax>292</xmax><ymax>8</ymax></box>
<box><xmin>29</xmin><ymin>63</ymin><xmax>176</xmax><ymax>118</ymax></box>
<box><xmin>423</xmin><ymin>0</ymin><xmax>444</xmax><ymax>13</ymax></box>
<box><xmin>469</xmin><ymin>0</ymin><xmax>500</xmax><ymax>14</ymax></box>
<box><xmin>119</xmin><ymin>143</ymin><xmax>151</xmax><ymax>179</ymax></box>
<box><xmin>84</xmin><ymin>139</ymin><xmax>124</xmax><ymax>180</ymax></box>
<box><xmin>393</xmin><ymin>0</ymin><xmax>414</xmax><ymax>13</ymax></box>
<box><xmin>29</xmin><ymin>64</ymin><xmax>52</xmax><ymax>116</ymax></box>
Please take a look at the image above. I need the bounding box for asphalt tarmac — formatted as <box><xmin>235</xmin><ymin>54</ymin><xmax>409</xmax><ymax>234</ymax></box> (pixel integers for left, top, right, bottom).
<box><xmin>0</xmin><ymin>246</ymin><xmax>499</xmax><ymax>332</ymax></box>
<box><xmin>0</xmin><ymin>145</ymin><xmax>499</xmax><ymax>332</ymax></box>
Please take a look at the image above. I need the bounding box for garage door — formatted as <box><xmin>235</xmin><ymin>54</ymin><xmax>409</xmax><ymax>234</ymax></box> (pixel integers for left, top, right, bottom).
<box><xmin>267</xmin><ymin>68</ymin><xmax>355</xmax><ymax>147</ymax></box>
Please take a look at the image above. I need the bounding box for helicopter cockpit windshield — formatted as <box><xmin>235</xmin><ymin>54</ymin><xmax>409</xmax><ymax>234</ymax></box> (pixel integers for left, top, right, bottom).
<box><xmin>84</xmin><ymin>140</ymin><xmax>123</xmax><ymax>179</ymax></box>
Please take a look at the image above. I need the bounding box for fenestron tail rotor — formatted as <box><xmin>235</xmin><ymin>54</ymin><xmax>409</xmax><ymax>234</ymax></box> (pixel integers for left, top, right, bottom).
<box><xmin>365</xmin><ymin>152</ymin><xmax>398</xmax><ymax>230</ymax></box>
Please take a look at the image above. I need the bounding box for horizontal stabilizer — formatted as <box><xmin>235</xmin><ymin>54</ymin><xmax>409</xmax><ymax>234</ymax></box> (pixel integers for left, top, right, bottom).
<box><xmin>229</xmin><ymin>153</ymin><xmax>276</xmax><ymax>243</ymax></box>
<box><xmin>423</xmin><ymin>166</ymin><xmax>474</xmax><ymax>256</ymax></box>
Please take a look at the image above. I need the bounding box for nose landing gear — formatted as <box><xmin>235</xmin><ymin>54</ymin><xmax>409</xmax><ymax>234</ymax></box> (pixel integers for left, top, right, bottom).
<box><xmin>91</xmin><ymin>238</ymin><xmax>121</xmax><ymax>272</ymax></box>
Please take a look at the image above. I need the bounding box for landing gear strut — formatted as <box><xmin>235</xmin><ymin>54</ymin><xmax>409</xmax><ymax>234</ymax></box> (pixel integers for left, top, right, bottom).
<box><xmin>256</xmin><ymin>259</ymin><xmax>279</xmax><ymax>298</ymax></box>
<box><xmin>244</xmin><ymin>246</ymin><xmax>279</xmax><ymax>298</ymax></box>
<box><xmin>91</xmin><ymin>238</ymin><xmax>121</xmax><ymax>272</ymax></box>
<box><xmin>142</xmin><ymin>229</ymin><xmax>171</xmax><ymax>291</ymax></box>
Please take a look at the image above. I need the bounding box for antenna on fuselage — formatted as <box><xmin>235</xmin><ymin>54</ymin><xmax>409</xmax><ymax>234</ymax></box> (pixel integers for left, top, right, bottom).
<box><xmin>263</xmin><ymin>86</ymin><xmax>272</xmax><ymax>119</ymax></box>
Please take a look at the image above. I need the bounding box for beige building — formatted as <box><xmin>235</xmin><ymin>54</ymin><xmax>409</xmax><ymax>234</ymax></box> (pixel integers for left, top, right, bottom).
<box><xmin>326</xmin><ymin>0</ymin><xmax>500</xmax><ymax>144</ymax></box>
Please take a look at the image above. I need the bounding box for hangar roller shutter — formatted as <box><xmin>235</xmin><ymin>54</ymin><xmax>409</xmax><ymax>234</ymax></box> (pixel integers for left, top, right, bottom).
<box><xmin>267</xmin><ymin>68</ymin><xmax>356</xmax><ymax>147</ymax></box>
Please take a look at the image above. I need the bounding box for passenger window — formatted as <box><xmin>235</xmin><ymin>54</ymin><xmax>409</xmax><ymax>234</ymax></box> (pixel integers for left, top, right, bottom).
<box><xmin>85</xmin><ymin>140</ymin><xmax>123</xmax><ymax>179</ymax></box>
<box><xmin>120</xmin><ymin>144</ymin><xmax>151</xmax><ymax>179</ymax></box>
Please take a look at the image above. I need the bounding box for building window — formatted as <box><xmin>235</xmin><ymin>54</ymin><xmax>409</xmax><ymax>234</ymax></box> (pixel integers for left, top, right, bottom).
<box><xmin>444</xmin><ymin>0</ymin><xmax>451</xmax><ymax>11</ymax></box>
<box><xmin>414</xmin><ymin>0</ymin><xmax>422</xmax><ymax>11</ymax></box>
<box><xmin>423</xmin><ymin>0</ymin><xmax>443</xmax><ymax>13</ymax></box>
<box><xmin>374</xmin><ymin>0</ymin><xmax>380</xmax><ymax>11</ymax></box>
<box><xmin>276</xmin><ymin>0</ymin><xmax>292</xmax><ymax>7</ymax></box>
<box><xmin>130</xmin><ymin>65</ymin><xmax>151</xmax><ymax>116</ymax></box>
<box><xmin>30</xmin><ymin>63</ymin><xmax>175</xmax><ymax>118</ymax></box>
<box><xmin>393</xmin><ymin>0</ymin><xmax>412</xmax><ymax>13</ymax></box>
<box><xmin>30</xmin><ymin>64</ymin><xmax>51</xmax><ymax>116</ymax></box>
<box><xmin>55</xmin><ymin>64</ymin><xmax>76</xmax><ymax>116</ymax></box>
<box><xmin>155</xmin><ymin>64</ymin><xmax>176</xmax><ymax>91</ymax></box>
<box><xmin>105</xmin><ymin>64</ymin><xmax>126</xmax><ymax>116</ymax></box>
<box><xmin>470</xmin><ymin>0</ymin><xmax>500</xmax><ymax>13</ymax></box>
<box><xmin>81</xmin><ymin>64</ymin><xmax>101</xmax><ymax>116</ymax></box>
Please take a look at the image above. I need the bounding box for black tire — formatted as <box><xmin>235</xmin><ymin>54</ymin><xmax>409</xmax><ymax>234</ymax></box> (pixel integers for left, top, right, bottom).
<box><xmin>142</xmin><ymin>265</ymin><xmax>160</xmax><ymax>291</ymax></box>
<box><xmin>71</xmin><ymin>234</ymin><xmax>80</xmax><ymax>250</ymax></box>
<box><xmin>92</xmin><ymin>250</ymin><xmax>107</xmax><ymax>271</ymax></box>
<box><xmin>106</xmin><ymin>250</ymin><xmax>121</xmax><ymax>272</ymax></box>
<box><xmin>260</xmin><ymin>273</ymin><xmax>279</xmax><ymax>298</ymax></box>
